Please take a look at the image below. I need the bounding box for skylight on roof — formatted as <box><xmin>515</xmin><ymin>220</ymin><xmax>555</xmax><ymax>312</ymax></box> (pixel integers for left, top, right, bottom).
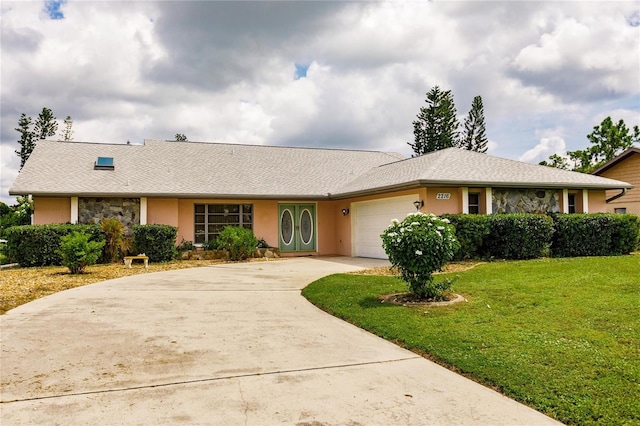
<box><xmin>95</xmin><ymin>156</ymin><xmax>114</xmax><ymax>170</ymax></box>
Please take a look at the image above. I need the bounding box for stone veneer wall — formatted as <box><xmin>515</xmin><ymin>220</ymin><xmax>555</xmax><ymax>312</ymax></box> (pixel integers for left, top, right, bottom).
<box><xmin>79</xmin><ymin>198</ymin><xmax>140</xmax><ymax>234</ymax></box>
<box><xmin>492</xmin><ymin>189</ymin><xmax>560</xmax><ymax>214</ymax></box>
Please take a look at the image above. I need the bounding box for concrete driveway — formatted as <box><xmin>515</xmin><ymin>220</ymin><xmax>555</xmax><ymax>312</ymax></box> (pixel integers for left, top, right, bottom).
<box><xmin>1</xmin><ymin>257</ymin><xmax>560</xmax><ymax>425</ymax></box>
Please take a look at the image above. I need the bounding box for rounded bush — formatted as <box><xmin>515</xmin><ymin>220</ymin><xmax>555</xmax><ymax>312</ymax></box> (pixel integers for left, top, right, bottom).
<box><xmin>381</xmin><ymin>212</ymin><xmax>460</xmax><ymax>299</ymax></box>
<box><xmin>216</xmin><ymin>226</ymin><xmax>258</xmax><ymax>261</ymax></box>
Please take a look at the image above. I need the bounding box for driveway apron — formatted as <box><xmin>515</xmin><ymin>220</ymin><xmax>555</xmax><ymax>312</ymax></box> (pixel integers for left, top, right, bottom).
<box><xmin>1</xmin><ymin>257</ymin><xmax>560</xmax><ymax>425</ymax></box>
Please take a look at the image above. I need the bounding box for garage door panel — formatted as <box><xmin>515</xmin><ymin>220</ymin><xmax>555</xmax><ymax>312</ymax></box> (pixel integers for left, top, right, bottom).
<box><xmin>353</xmin><ymin>195</ymin><xmax>417</xmax><ymax>259</ymax></box>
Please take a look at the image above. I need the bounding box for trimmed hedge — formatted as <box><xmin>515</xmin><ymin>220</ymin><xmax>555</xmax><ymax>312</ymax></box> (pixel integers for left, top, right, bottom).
<box><xmin>443</xmin><ymin>213</ymin><xmax>639</xmax><ymax>260</ymax></box>
<box><xmin>5</xmin><ymin>224</ymin><xmax>104</xmax><ymax>267</ymax></box>
<box><xmin>551</xmin><ymin>214</ymin><xmax>640</xmax><ymax>257</ymax></box>
<box><xmin>484</xmin><ymin>214</ymin><xmax>554</xmax><ymax>260</ymax></box>
<box><xmin>442</xmin><ymin>214</ymin><xmax>490</xmax><ymax>260</ymax></box>
<box><xmin>132</xmin><ymin>224</ymin><xmax>178</xmax><ymax>262</ymax></box>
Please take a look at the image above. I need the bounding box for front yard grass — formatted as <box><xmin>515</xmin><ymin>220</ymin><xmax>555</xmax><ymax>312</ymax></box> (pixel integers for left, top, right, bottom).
<box><xmin>302</xmin><ymin>255</ymin><xmax>640</xmax><ymax>426</ymax></box>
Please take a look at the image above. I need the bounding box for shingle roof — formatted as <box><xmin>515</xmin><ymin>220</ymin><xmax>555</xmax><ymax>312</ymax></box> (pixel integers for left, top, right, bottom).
<box><xmin>9</xmin><ymin>140</ymin><xmax>632</xmax><ymax>199</ymax></box>
<box><xmin>332</xmin><ymin>148</ymin><xmax>633</xmax><ymax>198</ymax></box>
<box><xmin>9</xmin><ymin>139</ymin><xmax>404</xmax><ymax>198</ymax></box>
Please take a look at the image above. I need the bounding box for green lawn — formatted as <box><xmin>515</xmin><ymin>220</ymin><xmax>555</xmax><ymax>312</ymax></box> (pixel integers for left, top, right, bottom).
<box><xmin>302</xmin><ymin>256</ymin><xmax>640</xmax><ymax>426</ymax></box>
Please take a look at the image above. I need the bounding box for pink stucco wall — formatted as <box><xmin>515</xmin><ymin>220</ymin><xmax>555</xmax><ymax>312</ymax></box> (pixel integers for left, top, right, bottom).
<box><xmin>33</xmin><ymin>197</ymin><xmax>70</xmax><ymax>224</ymax></box>
<box><xmin>147</xmin><ymin>198</ymin><xmax>179</xmax><ymax>227</ymax></box>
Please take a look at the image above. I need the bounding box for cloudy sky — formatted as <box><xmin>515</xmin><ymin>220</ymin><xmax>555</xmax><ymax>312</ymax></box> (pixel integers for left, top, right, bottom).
<box><xmin>1</xmin><ymin>0</ymin><xmax>639</xmax><ymax>204</ymax></box>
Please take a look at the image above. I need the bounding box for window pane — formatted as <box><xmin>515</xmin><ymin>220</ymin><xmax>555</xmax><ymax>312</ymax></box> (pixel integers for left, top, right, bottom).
<box><xmin>195</xmin><ymin>215</ymin><xmax>205</xmax><ymax>224</ymax></box>
<box><xmin>469</xmin><ymin>193</ymin><xmax>479</xmax><ymax>204</ymax></box>
<box><xmin>242</xmin><ymin>204</ymin><xmax>252</xmax><ymax>213</ymax></box>
<box><xmin>195</xmin><ymin>204</ymin><xmax>205</xmax><ymax>214</ymax></box>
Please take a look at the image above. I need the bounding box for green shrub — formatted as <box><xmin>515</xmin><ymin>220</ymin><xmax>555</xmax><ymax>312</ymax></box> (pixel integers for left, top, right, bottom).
<box><xmin>215</xmin><ymin>226</ymin><xmax>258</xmax><ymax>261</ymax></box>
<box><xmin>551</xmin><ymin>213</ymin><xmax>640</xmax><ymax>257</ymax></box>
<box><xmin>380</xmin><ymin>213</ymin><xmax>460</xmax><ymax>299</ymax></box>
<box><xmin>201</xmin><ymin>239</ymin><xmax>219</xmax><ymax>251</ymax></box>
<box><xmin>5</xmin><ymin>224</ymin><xmax>104</xmax><ymax>267</ymax></box>
<box><xmin>483</xmin><ymin>214</ymin><xmax>554</xmax><ymax>260</ymax></box>
<box><xmin>132</xmin><ymin>225</ymin><xmax>178</xmax><ymax>262</ymax></box>
<box><xmin>58</xmin><ymin>231</ymin><xmax>105</xmax><ymax>274</ymax></box>
<box><xmin>176</xmin><ymin>238</ymin><xmax>195</xmax><ymax>252</ymax></box>
<box><xmin>441</xmin><ymin>214</ymin><xmax>491</xmax><ymax>260</ymax></box>
<box><xmin>101</xmin><ymin>218</ymin><xmax>131</xmax><ymax>262</ymax></box>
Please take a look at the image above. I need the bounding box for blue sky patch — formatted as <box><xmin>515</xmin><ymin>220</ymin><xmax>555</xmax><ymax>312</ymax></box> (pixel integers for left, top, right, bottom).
<box><xmin>294</xmin><ymin>63</ymin><xmax>309</xmax><ymax>80</ymax></box>
<box><xmin>44</xmin><ymin>0</ymin><xmax>66</xmax><ymax>20</ymax></box>
<box><xmin>627</xmin><ymin>11</ymin><xmax>640</xmax><ymax>27</ymax></box>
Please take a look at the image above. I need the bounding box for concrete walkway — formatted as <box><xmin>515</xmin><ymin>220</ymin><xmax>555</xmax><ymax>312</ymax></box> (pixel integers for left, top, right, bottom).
<box><xmin>1</xmin><ymin>257</ymin><xmax>561</xmax><ymax>425</ymax></box>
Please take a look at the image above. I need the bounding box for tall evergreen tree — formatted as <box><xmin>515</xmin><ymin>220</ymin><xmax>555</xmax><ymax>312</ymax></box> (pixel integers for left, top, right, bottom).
<box><xmin>460</xmin><ymin>95</ymin><xmax>488</xmax><ymax>153</ymax></box>
<box><xmin>33</xmin><ymin>107</ymin><xmax>58</xmax><ymax>140</ymax></box>
<box><xmin>60</xmin><ymin>115</ymin><xmax>74</xmax><ymax>141</ymax></box>
<box><xmin>408</xmin><ymin>86</ymin><xmax>459</xmax><ymax>156</ymax></box>
<box><xmin>15</xmin><ymin>114</ymin><xmax>36</xmax><ymax>169</ymax></box>
<box><xmin>175</xmin><ymin>133</ymin><xmax>188</xmax><ymax>141</ymax></box>
<box><xmin>15</xmin><ymin>107</ymin><xmax>60</xmax><ymax>169</ymax></box>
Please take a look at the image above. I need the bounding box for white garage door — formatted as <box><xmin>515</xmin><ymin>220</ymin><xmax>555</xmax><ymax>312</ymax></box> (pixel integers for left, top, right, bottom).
<box><xmin>353</xmin><ymin>194</ymin><xmax>418</xmax><ymax>259</ymax></box>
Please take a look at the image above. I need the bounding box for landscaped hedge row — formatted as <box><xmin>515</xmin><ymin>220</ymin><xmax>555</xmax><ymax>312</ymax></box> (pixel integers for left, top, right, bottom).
<box><xmin>5</xmin><ymin>224</ymin><xmax>104</xmax><ymax>267</ymax></box>
<box><xmin>133</xmin><ymin>224</ymin><xmax>178</xmax><ymax>262</ymax></box>
<box><xmin>551</xmin><ymin>214</ymin><xmax>640</xmax><ymax>257</ymax></box>
<box><xmin>5</xmin><ymin>223</ymin><xmax>179</xmax><ymax>266</ymax></box>
<box><xmin>442</xmin><ymin>213</ymin><xmax>640</xmax><ymax>260</ymax></box>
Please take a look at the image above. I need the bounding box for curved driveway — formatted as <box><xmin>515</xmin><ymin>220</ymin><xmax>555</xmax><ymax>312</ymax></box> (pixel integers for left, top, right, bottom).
<box><xmin>1</xmin><ymin>257</ymin><xmax>560</xmax><ymax>425</ymax></box>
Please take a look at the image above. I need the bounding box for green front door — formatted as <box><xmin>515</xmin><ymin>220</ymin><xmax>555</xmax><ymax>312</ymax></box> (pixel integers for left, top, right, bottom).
<box><xmin>278</xmin><ymin>204</ymin><xmax>316</xmax><ymax>252</ymax></box>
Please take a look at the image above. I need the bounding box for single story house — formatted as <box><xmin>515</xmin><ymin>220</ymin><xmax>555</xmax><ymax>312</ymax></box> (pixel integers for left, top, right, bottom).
<box><xmin>592</xmin><ymin>147</ymin><xmax>640</xmax><ymax>216</ymax></box>
<box><xmin>10</xmin><ymin>139</ymin><xmax>634</xmax><ymax>259</ymax></box>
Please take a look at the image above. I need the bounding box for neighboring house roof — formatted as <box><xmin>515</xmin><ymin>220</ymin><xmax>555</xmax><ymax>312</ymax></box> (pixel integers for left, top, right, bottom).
<box><xmin>591</xmin><ymin>147</ymin><xmax>640</xmax><ymax>175</ymax></box>
<box><xmin>10</xmin><ymin>140</ymin><xmax>632</xmax><ymax>199</ymax></box>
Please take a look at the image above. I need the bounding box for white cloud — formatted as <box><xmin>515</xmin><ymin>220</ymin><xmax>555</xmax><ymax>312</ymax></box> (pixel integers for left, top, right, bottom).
<box><xmin>519</xmin><ymin>136</ymin><xmax>566</xmax><ymax>164</ymax></box>
<box><xmin>1</xmin><ymin>1</ymin><xmax>638</xmax><ymax>203</ymax></box>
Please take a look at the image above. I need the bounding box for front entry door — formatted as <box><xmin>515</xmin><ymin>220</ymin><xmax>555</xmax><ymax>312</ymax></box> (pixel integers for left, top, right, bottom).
<box><xmin>278</xmin><ymin>204</ymin><xmax>316</xmax><ymax>252</ymax></box>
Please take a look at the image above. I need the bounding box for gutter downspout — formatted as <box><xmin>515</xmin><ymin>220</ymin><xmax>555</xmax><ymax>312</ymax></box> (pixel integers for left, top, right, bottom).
<box><xmin>606</xmin><ymin>188</ymin><xmax>627</xmax><ymax>203</ymax></box>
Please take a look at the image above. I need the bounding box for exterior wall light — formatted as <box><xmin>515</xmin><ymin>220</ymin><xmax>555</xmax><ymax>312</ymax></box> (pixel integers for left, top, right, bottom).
<box><xmin>341</xmin><ymin>208</ymin><xmax>350</xmax><ymax>216</ymax></box>
<box><xmin>413</xmin><ymin>200</ymin><xmax>424</xmax><ymax>211</ymax></box>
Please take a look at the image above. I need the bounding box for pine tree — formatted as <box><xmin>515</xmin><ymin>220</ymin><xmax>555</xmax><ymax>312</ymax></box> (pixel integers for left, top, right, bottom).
<box><xmin>460</xmin><ymin>96</ymin><xmax>488</xmax><ymax>153</ymax></box>
<box><xmin>408</xmin><ymin>86</ymin><xmax>459</xmax><ymax>156</ymax></box>
<box><xmin>33</xmin><ymin>107</ymin><xmax>58</xmax><ymax>140</ymax></box>
<box><xmin>60</xmin><ymin>116</ymin><xmax>74</xmax><ymax>141</ymax></box>
<box><xmin>15</xmin><ymin>114</ymin><xmax>36</xmax><ymax>169</ymax></box>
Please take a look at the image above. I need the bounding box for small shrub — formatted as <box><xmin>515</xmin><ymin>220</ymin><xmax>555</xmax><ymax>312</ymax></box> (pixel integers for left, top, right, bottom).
<box><xmin>381</xmin><ymin>212</ymin><xmax>460</xmax><ymax>299</ymax></box>
<box><xmin>483</xmin><ymin>214</ymin><xmax>554</xmax><ymax>260</ymax></box>
<box><xmin>201</xmin><ymin>239</ymin><xmax>219</xmax><ymax>251</ymax></box>
<box><xmin>101</xmin><ymin>218</ymin><xmax>130</xmax><ymax>262</ymax></box>
<box><xmin>58</xmin><ymin>231</ymin><xmax>105</xmax><ymax>274</ymax></box>
<box><xmin>215</xmin><ymin>226</ymin><xmax>258</xmax><ymax>261</ymax></box>
<box><xmin>133</xmin><ymin>225</ymin><xmax>178</xmax><ymax>262</ymax></box>
<box><xmin>176</xmin><ymin>238</ymin><xmax>195</xmax><ymax>252</ymax></box>
<box><xmin>441</xmin><ymin>214</ymin><xmax>491</xmax><ymax>260</ymax></box>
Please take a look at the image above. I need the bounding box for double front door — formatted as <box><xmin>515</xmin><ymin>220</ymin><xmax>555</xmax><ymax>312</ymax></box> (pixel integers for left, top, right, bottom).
<box><xmin>278</xmin><ymin>204</ymin><xmax>316</xmax><ymax>252</ymax></box>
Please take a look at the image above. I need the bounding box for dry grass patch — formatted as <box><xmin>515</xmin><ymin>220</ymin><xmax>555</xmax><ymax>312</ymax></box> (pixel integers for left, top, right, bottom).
<box><xmin>0</xmin><ymin>259</ymin><xmax>226</xmax><ymax>314</ymax></box>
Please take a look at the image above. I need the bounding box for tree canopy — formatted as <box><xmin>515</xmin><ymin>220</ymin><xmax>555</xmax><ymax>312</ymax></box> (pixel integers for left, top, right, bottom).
<box><xmin>408</xmin><ymin>86</ymin><xmax>488</xmax><ymax>156</ymax></box>
<box><xmin>540</xmin><ymin>117</ymin><xmax>640</xmax><ymax>173</ymax></box>
<box><xmin>15</xmin><ymin>108</ymin><xmax>70</xmax><ymax>169</ymax></box>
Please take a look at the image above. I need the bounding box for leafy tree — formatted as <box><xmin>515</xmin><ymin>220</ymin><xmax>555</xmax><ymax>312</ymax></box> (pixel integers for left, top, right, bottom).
<box><xmin>539</xmin><ymin>153</ymin><xmax>570</xmax><ymax>170</ymax></box>
<box><xmin>460</xmin><ymin>95</ymin><xmax>488</xmax><ymax>153</ymax></box>
<box><xmin>408</xmin><ymin>86</ymin><xmax>459</xmax><ymax>156</ymax></box>
<box><xmin>60</xmin><ymin>115</ymin><xmax>74</xmax><ymax>141</ymax></box>
<box><xmin>175</xmin><ymin>133</ymin><xmax>188</xmax><ymax>141</ymax></box>
<box><xmin>541</xmin><ymin>117</ymin><xmax>639</xmax><ymax>173</ymax></box>
<box><xmin>587</xmin><ymin>117</ymin><xmax>639</xmax><ymax>165</ymax></box>
<box><xmin>15</xmin><ymin>114</ymin><xmax>36</xmax><ymax>169</ymax></box>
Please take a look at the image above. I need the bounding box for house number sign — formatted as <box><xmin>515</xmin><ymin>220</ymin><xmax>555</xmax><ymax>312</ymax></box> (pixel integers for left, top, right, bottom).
<box><xmin>436</xmin><ymin>193</ymin><xmax>451</xmax><ymax>200</ymax></box>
